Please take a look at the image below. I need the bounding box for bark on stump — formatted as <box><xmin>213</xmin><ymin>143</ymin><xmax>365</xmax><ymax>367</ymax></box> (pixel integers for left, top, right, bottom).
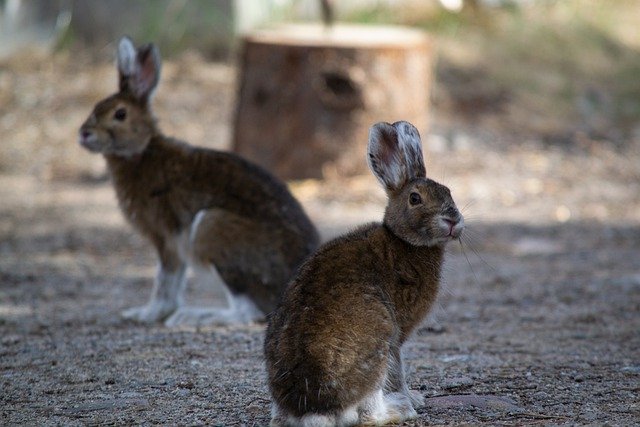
<box><xmin>232</xmin><ymin>24</ymin><xmax>433</xmax><ymax>180</ymax></box>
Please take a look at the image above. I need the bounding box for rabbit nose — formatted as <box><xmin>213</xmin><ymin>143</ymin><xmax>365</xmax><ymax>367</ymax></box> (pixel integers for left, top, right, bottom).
<box><xmin>443</xmin><ymin>217</ymin><xmax>464</xmax><ymax>238</ymax></box>
<box><xmin>444</xmin><ymin>218</ymin><xmax>457</xmax><ymax>235</ymax></box>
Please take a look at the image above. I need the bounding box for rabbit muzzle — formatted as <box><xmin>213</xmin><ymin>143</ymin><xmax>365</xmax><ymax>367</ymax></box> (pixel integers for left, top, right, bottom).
<box><xmin>78</xmin><ymin>127</ymin><xmax>102</xmax><ymax>153</ymax></box>
<box><xmin>440</xmin><ymin>215</ymin><xmax>465</xmax><ymax>240</ymax></box>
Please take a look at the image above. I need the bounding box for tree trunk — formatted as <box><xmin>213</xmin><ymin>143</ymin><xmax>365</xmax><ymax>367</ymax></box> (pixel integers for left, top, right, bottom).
<box><xmin>232</xmin><ymin>24</ymin><xmax>433</xmax><ymax>180</ymax></box>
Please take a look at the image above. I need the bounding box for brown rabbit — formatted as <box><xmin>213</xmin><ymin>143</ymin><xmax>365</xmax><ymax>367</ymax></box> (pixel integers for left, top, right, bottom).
<box><xmin>264</xmin><ymin>121</ymin><xmax>464</xmax><ymax>426</ymax></box>
<box><xmin>78</xmin><ymin>37</ymin><xmax>319</xmax><ymax>327</ymax></box>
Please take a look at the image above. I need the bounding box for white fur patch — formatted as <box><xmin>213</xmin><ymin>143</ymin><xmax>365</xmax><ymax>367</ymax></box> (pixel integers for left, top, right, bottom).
<box><xmin>394</xmin><ymin>121</ymin><xmax>426</xmax><ymax>179</ymax></box>
<box><xmin>298</xmin><ymin>414</ymin><xmax>336</xmax><ymax>427</ymax></box>
<box><xmin>121</xmin><ymin>262</ymin><xmax>186</xmax><ymax>322</ymax></box>
<box><xmin>271</xmin><ymin>402</ymin><xmax>357</xmax><ymax>427</ymax></box>
<box><xmin>117</xmin><ymin>37</ymin><xmax>137</xmax><ymax>76</ymax></box>
<box><xmin>359</xmin><ymin>389</ymin><xmax>388</xmax><ymax>421</ymax></box>
<box><xmin>358</xmin><ymin>389</ymin><xmax>417</xmax><ymax>425</ymax></box>
<box><xmin>189</xmin><ymin>210</ymin><xmax>207</xmax><ymax>246</ymax></box>
<box><xmin>384</xmin><ymin>392</ymin><xmax>418</xmax><ymax>421</ymax></box>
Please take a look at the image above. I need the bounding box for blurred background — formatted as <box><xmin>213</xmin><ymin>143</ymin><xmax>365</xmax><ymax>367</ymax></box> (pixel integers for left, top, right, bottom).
<box><xmin>1</xmin><ymin>0</ymin><xmax>639</xmax><ymax>183</ymax></box>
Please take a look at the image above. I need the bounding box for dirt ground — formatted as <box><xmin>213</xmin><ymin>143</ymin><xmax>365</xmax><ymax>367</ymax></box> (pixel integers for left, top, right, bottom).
<box><xmin>1</xmin><ymin>50</ymin><xmax>639</xmax><ymax>426</ymax></box>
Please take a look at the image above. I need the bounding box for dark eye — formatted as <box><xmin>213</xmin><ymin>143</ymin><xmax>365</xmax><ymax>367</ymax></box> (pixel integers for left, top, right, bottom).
<box><xmin>409</xmin><ymin>192</ymin><xmax>422</xmax><ymax>206</ymax></box>
<box><xmin>114</xmin><ymin>108</ymin><xmax>127</xmax><ymax>121</ymax></box>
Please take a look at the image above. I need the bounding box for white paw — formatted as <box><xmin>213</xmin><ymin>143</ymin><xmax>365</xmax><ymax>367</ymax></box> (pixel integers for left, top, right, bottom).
<box><xmin>360</xmin><ymin>390</ymin><xmax>417</xmax><ymax>425</ymax></box>
<box><xmin>382</xmin><ymin>392</ymin><xmax>417</xmax><ymax>423</ymax></box>
<box><xmin>406</xmin><ymin>389</ymin><xmax>425</xmax><ymax>407</ymax></box>
<box><xmin>164</xmin><ymin>307</ymin><xmax>240</xmax><ymax>327</ymax></box>
<box><xmin>164</xmin><ymin>307</ymin><xmax>212</xmax><ymax>327</ymax></box>
<box><xmin>298</xmin><ymin>414</ymin><xmax>337</xmax><ymax>427</ymax></box>
<box><xmin>121</xmin><ymin>302</ymin><xmax>176</xmax><ymax>323</ymax></box>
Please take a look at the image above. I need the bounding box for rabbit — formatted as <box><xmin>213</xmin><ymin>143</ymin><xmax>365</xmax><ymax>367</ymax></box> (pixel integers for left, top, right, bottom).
<box><xmin>78</xmin><ymin>37</ymin><xmax>319</xmax><ymax>327</ymax></box>
<box><xmin>264</xmin><ymin>121</ymin><xmax>465</xmax><ymax>426</ymax></box>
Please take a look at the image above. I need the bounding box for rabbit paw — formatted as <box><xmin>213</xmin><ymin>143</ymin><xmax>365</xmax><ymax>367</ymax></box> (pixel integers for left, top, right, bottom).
<box><xmin>121</xmin><ymin>301</ymin><xmax>176</xmax><ymax>323</ymax></box>
<box><xmin>360</xmin><ymin>390</ymin><xmax>417</xmax><ymax>425</ymax></box>
<box><xmin>406</xmin><ymin>389</ymin><xmax>425</xmax><ymax>407</ymax></box>
<box><xmin>384</xmin><ymin>392</ymin><xmax>418</xmax><ymax>422</ymax></box>
<box><xmin>164</xmin><ymin>305</ymin><xmax>262</xmax><ymax>327</ymax></box>
<box><xmin>163</xmin><ymin>307</ymin><xmax>227</xmax><ymax>327</ymax></box>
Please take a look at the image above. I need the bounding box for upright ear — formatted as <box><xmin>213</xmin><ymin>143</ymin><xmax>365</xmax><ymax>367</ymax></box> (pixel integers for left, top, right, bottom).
<box><xmin>116</xmin><ymin>37</ymin><xmax>161</xmax><ymax>102</ymax></box>
<box><xmin>393</xmin><ymin>120</ymin><xmax>426</xmax><ymax>179</ymax></box>
<box><xmin>367</xmin><ymin>121</ymin><xmax>426</xmax><ymax>192</ymax></box>
<box><xmin>368</xmin><ymin>122</ymin><xmax>405</xmax><ymax>191</ymax></box>
<box><xmin>117</xmin><ymin>36</ymin><xmax>137</xmax><ymax>79</ymax></box>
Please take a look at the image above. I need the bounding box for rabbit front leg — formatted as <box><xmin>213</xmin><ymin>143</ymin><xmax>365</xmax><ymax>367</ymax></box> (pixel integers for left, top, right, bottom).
<box><xmin>387</xmin><ymin>344</ymin><xmax>425</xmax><ymax>408</ymax></box>
<box><xmin>122</xmin><ymin>243</ymin><xmax>186</xmax><ymax>323</ymax></box>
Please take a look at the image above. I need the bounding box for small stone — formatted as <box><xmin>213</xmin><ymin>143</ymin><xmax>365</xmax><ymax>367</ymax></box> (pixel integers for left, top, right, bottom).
<box><xmin>178</xmin><ymin>380</ymin><xmax>195</xmax><ymax>389</ymax></box>
<box><xmin>174</xmin><ymin>388</ymin><xmax>190</xmax><ymax>397</ymax></box>
<box><xmin>442</xmin><ymin>376</ymin><xmax>474</xmax><ymax>390</ymax></box>
<box><xmin>1</xmin><ymin>335</ymin><xmax>20</xmax><ymax>345</ymax></box>
<box><xmin>580</xmin><ymin>410</ymin><xmax>599</xmax><ymax>422</ymax></box>
<box><xmin>246</xmin><ymin>402</ymin><xmax>262</xmax><ymax>413</ymax></box>
<box><xmin>533</xmin><ymin>391</ymin><xmax>550</xmax><ymax>400</ymax></box>
<box><xmin>573</xmin><ymin>374</ymin><xmax>585</xmax><ymax>382</ymax></box>
<box><xmin>621</xmin><ymin>366</ymin><xmax>640</xmax><ymax>375</ymax></box>
<box><xmin>425</xmin><ymin>394</ymin><xmax>523</xmax><ymax>413</ymax></box>
<box><xmin>439</xmin><ymin>354</ymin><xmax>471</xmax><ymax>363</ymax></box>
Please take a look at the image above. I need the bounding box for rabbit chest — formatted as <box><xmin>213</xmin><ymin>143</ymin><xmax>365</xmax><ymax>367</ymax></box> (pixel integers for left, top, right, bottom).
<box><xmin>106</xmin><ymin>153</ymin><xmax>196</xmax><ymax>239</ymax></box>
<box><xmin>380</xmin><ymin>236</ymin><xmax>445</xmax><ymax>341</ymax></box>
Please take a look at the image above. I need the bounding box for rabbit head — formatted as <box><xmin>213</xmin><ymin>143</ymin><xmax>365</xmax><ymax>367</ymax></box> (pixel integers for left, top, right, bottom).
<box><xmin>368</xmin><ymin>121</ymin><xmax>464</xmax><ymax>247</ymax></box>
<box><xmin>78</xmin><ymin>37</ymin><xmax>161</xmax><ymax>157</ymax></box>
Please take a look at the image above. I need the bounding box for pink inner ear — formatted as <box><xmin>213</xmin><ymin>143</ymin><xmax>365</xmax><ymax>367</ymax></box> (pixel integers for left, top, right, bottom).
<box><xmin>133</xmin><ymin>49</ymin><xmax>158</xmax><ymax>98</ymax></box>
<box><xmin>369</xmin><ymin>123</ymin><xmax>408</xmax><ymax>191</ymax></box>
<box><xmin>136</xmin><ymin>63</ymin><xmax>154</xmax><ymax>95</ymax></box>
<box><xmin>377</xmin><ymin>126</ymin><xmax>400</xmax><ymax>164</ymax></box>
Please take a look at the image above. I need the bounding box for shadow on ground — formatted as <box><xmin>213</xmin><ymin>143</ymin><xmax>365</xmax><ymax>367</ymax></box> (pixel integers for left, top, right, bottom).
<box><xmin>1</xmin><ymin>179</ymin><xmax>638</xmax><ymax>424</ymax></box>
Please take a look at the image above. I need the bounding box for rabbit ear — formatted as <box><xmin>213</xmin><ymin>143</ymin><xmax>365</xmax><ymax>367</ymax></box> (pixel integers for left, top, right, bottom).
<box><xmin>117</xmin><ymin>37</ymin><xmax>137</xmax><ymax>79</ymax></box>
<box><xmin>393</xmin><ymin>121</ymin><xmax>426</xmax><ymax>179</ymax></box>
<box><xmin>368</xmin><ymin>121</ymin><xmax>426</xmax><ymax>191</ymax></box>
<box><xmin>368</xmin><ymin>122</ymin><xmax>406</xmax><ymax>191</ymax></box>
<box><xmin>116</xmin><ymin>37</ymin><xmax>161</xmax><ymax>102</ymax></box>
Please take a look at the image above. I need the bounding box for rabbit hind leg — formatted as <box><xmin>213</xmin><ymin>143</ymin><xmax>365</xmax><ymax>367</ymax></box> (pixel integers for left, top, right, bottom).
<box><xmin>163</xmin><ymin>209</ymin><xmax>267</xmax><ymax>327</ymax></box>
<box><xmin>190</xmin><ymin>208</ymin><xmax>292</xmax><ymax>313</ymax></box>
<box><xmin>164</xmin><ymin>263</ymin><xmax>263</xmax><ymax>327</ymax></box>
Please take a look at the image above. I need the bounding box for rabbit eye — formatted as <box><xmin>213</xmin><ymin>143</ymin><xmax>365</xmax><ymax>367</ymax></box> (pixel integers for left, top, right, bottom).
<box><xmin>114</xmin><ymin>108</ymin><xmax>127</xmax><ymax>121</ymax></box>
<box><xmin>409</xmin><ymin>192</ymin><xmax>422</xmax><ymax>206</ymax></box>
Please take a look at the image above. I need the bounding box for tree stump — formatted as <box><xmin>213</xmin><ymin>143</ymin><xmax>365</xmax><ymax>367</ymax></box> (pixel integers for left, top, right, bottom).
<box><xmin>232</xmin><ymin>24</ymin><xmax>433</xmax><ymax>180</ymax></box>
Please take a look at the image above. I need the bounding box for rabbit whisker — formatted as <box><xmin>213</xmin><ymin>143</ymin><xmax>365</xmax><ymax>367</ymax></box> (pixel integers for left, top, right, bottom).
<box><xmin>458</xmin><ymin>238</ymin><xmax>480</xmax><ymax>286</ymax></box>
<box><xmin>460</xmin><ymin>200</ymin><xmax>476</xmax><ymax>214</ymax></box>
<box><xmin>461</xmin><ymin>234</ymin><xmax>495</xmax><ymax>272</ymax></box>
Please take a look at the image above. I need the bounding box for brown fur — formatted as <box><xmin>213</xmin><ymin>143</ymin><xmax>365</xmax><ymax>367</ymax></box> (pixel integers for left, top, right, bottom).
<box><xmin>79</xmin><ymin>38</ymin><xmax>318</xmax><ymax>320</ymax></box>
<box><xmin>264</xmin><ymin>121</ymin><xmax>464</xmax><ymax>423</ymax></box>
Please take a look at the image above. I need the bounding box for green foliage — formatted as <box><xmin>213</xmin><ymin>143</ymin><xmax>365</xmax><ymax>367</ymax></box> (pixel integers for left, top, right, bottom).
<box><xmin>135</xmin><ymin>0</ymin><xmax>233</xmax><ymax>58</ymax></box>
<box><xmin>345</xmin><ymin>0</ymin><xmax>640</xmax><ymax>138</ymax></box>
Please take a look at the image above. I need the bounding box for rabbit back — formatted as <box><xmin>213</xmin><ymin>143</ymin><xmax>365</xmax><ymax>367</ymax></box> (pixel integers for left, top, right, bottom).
<box><xmin>105</xmin><ymin>136</ymin><xmax>317</xmax><ymax>243</ymax></box>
